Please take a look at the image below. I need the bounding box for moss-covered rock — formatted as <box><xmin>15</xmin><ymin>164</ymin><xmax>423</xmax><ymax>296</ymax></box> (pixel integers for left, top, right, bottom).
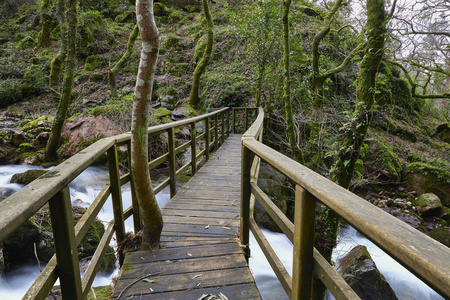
<box><xmin>155</xmin><ymin>107</ymin><xmax>172</xmax><ymax>118</ymax></box>
<box><xmin>372</xmin><ymin>138</ymin><xmax>402</xmax><ymax>180</ymax></box>
<box><xmin>428</xmin><ymin>227</ymin><xmax>450</xmax><ymax>248</ymax></box>
<box><xmin>21</xmin><ymin>116</ymin><xmax>53</xmax><ymax>132</ymax></box>
<box><xmin>10</xmin><ymin>169</ymin><xmax>47</xmax><ymax>184</ymax></box>
<box><xmin>405</xmin><ymin>162</ymin><xmax>450</xmax><ymax>206</ymax></box>
<box><xmin>413</xmin><ymin>193</ymin><xmax>443</xmax><ymax>217</ymax></box>
<box><xmin>436</xmin><ymin>123</ymin><xmax>450</xmax><ymax>143</ymax></box>
<box><xmin>86</xmin><ymin>285</ymin><xmax>112</xmax><ymax>300</ymax></box>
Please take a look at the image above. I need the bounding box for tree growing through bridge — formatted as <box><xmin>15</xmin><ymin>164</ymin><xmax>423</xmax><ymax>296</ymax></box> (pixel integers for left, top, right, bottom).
<box><xmin>131</xmin><ymin>0</ymin><xmax>163</xmax><ymax>250</ymax></box>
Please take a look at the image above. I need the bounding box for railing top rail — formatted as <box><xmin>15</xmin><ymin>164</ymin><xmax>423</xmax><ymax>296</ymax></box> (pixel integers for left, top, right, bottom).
<box><xmin>242</xmin><ymin>136</ymin><xmax>450</xmax><ymax>298</ymax></box>
<box><xmin>114</xmin><ymin>107</ymin><xmax>229</xmax><ymax>144</ymax></box>
<box><xmin>0</xmin><ymin>107</ymin><xmax>230</xmax><ymax>242</ymax></box>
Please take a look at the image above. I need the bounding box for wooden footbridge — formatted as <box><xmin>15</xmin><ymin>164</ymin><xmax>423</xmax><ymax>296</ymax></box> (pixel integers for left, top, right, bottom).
<box><xmin>0</xmin><ymin>107</ymin><xmax>449</xmax><ymax>300</ymax></box>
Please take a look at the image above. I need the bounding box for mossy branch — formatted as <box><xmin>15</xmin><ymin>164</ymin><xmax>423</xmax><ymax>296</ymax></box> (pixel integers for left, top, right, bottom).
<box><xmin>108</xmin><ymin>24</ymin><xmax>139</xmax><ymax>97</ymax></box>
<box><xmin>189</xmin><ymin>0</ymin><xmax>214</xmax><ymax>108</ymax></box>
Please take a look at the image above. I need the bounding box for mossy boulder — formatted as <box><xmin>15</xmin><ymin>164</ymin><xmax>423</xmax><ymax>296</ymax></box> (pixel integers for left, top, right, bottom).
<box><xmin>371</xmin><ymin>139</ymin><xmax>402</xmax><ymax>180</ymax></box>
<box><xmin>21</xmin><ymin>116</ymin><xmax>53</xmax><ymax>132</ymax></box>
<box><xmin>83</xmin><ymin>55</ymin><xmax>108</xmax><ymax>73</ymax></box>
<box><xmin>436</xmin><ymin>123</ymin><xmax>450</xmax><ymax>143</ymax></box>
<box><xmin>428</xmin><ymin>227</ymin><xmax>450</xmax><ymax>248</ymax></box>
<box><xmin>155</xmin><ymin>107</ymin><xmax>172</xmax><ymax>118</ymax></box>
<box><xmin>337</xmin><ymin>245</ymin><xmax>398</xmax><ymax>300</ymax></box>
<box><xmin>11</xmin><ymin>169</ymin><xmax>47</xmax><ymax>184</ymax></box>
<box><xmin>405</xmin><ymin>162</ymin><xmax>450</xmax><ymax>206</ymax></box>
<box><xmin>413</xmin><ymin>193</ymin><xmax>443</xmax><ymax>217</ymax></box>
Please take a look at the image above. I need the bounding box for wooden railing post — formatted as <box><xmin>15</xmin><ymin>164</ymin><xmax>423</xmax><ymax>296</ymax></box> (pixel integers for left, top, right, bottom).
<box><xmin>190</xmin><ymin>122</ymin><xmax>197</xmax><ymax>175</ymax></box>
<box><xmin>168</xmin><ymin>127</ymin><xmax>177</xmax><ymax>197</ymax></box>
<box><xmin>291</xmin><ymin>185</ymin><xmax>315</xmax><ymax>300</ymax></box>
<box><xmin>226</xmin><ymin>108</ymin><xmax>230</xmax><ymax>137</ymax></box>
<box><xmin>49</xmin><ymin>187</ymin><xmax>83</xmax><ymax>300</ymax></box>
<box><xmin>232</xmin><ymin>108</ymin><xmax>236</xmax><ymax>133</ymax></box>
<box><xmin>214</xmin><ymin>113</ymin><xmax>219</xmax><ymax>151</ymax></box>
<box><xmin>245</xmin><ymin>108</ymin><xmax>249</xmax><ymax>131</ymax></box>
<box><xmin>240</xmin><ymin>144</ymin><xmax>252</xmax><ymax>261</ymax></box>
<box><xmin>107</xmin><ymin>145</ymin><xmax>126</xmax><ymax>265</ymax></box>
<box><xmin>127</xmin><ymin>141</ymin><xmax>142</xmax><ymax>233</ymax></box>
<box><xmin>205</xmin><ymin>116</ymin><xmax>210</xmax><ymax>161</ymax></box>
<box><xmin>221</xmin><ymin>111</ymin><xmax>225</xmax><ymax>144</ymax></box>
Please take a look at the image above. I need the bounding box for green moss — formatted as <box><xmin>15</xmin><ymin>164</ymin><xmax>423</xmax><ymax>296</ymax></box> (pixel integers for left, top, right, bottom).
<box><xmin>86</xmin><ymin>286</ymin><xmax>112</xmax><ymax>300</ymax></box>
<box><xmin>83</xmin><ymin>56</ymin><xmax>108</xmax><ymax>73</ymax></box>
<box><xmin>16</xmin><ymin>36</ymin><xmax>35</xmax><ymax>50</ymax></box>
<box><xmin>375</xmin><ymin>138</ymin><xmax>402</xmax><ymax>179</ymax></box>
<box><xmin>405</xmin><ymin>162</ymin><xmax>450</xmax><ymax>184</ymax></box>
<box><xmin>67</xmin><ymin>113</ymin><xmax>81</xmax><ymax>122</ymax></box>
<box><xmin>194</xmin><ymin>35</ymin><xmax>207</xmax><ymax>63</ymax></box>
<box><xmin>165</xmin><ymin>34</ymin><xmax>183</xmax><ymax>49</ymax></box>
<box><xmin>169</xmin><ymin>11</ymin><xmax>183</xmax><ymax>23</ymax></box>
<box><xmin>19</xmin><ymin>143</ymin><xmax>32</xmax><ymax>149</ymax></box>
<box><xmin>122</xmin><ymin>261</ymin><xmax>133</xmax><ymax>273</ymax></box>
<box><xmin>21</xmin><ymin>116</ymin><xmax>52</xmax><ymax>132</ymax></box>
<box><xmin>169</xmin><ymin>62</ymin><xmax>189</xmax><ymax>76</ymax></box>
<box><xmin>155</xmin><ymin>107</ymin><xmax>171</xmax><ymax>118</ymax></box>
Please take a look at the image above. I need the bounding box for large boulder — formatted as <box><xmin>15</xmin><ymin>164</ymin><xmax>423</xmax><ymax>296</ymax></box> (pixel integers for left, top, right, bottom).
<box><xmin>405</xmin><ymin>162</ymin><xmax>450</xmax><ymax>206</ymax></box>
<box><xmin>435</xmin><ymin>123</ymin><xmax>450</xmax><ymax>143</ymax></box>
<box><xmin>337</xmin><ymin>245</ymin><xmax>398</xmax><ymax>300</ymax></box>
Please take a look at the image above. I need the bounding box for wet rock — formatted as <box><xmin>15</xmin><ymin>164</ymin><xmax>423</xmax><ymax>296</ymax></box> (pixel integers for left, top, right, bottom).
<box><xmin>10</xmin><ymin>169</ymin><xmax>47</xmax><ymax>184</ymax></box>
<box><xmin>337</xmin><ymin>245</ymin><xmax>398</xmax><ymax>300</ymax></box>
<box><xmin>428</xmin><ymin>227</ymin><xmax>450</xmax><ymax>247</ymax></box>
<box><xmin>435</xmin><ymin>123</ymin><xmax>450</xmax><ymax>143</ymax></box>
<box><xmin>0</xmin><ymin>187</ymin><xmax>15</xmax><ymax>202</ymax></box>
<box><xmin>160</xmin><ymin>95</ymin><xmax>178</xmax><ymax>110</ymax></box>
<box><xmin>414</xmin><ymin>193</ymin><xmax>443</xmax><ymax>217</ymax></box>
<box><xmin>386</xmin><ymin>208</ymin><xmax>422</xmax><ymax>228</ymax></box>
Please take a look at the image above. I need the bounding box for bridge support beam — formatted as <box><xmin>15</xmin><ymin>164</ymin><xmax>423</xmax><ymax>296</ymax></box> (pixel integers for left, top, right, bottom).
<box><xmin>240</xmin><ymin>144</ymin><xmax>252</xmax><ymax>261</ymax></box>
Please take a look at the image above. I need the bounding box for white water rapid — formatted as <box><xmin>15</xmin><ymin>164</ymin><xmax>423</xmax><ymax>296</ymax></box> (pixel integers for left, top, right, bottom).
<box><xmin>0</xmin><ymin>165</ymin><xmax>445</xmax><ymax>299</ymax></box>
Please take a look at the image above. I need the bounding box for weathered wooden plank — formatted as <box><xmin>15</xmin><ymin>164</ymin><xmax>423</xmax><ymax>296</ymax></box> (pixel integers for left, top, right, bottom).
<box><xmin>160</xmin><ymin>236</ymin><xmax>238</xmax><ymax>243</ymax></box>
<box><xmin>163</xmin><ymin>203</ymin><xmax>239</xmax><ymax>212</ymax></box>
<box><xmin>163</xmin><ymin>215</ymin><xmax>239</xmax><ymax>227</ymax></box>
<box><xmin>120</xmin><ymin>253</ymin><xmax>247</xmax><ymax>280</ymax></box>
<box><xmin>113</xmin><ymin>267</ymin><xmax>255</xmax><ymax>297</ymax></box>
<box><xmin>121</xmin><ymin>283</ymin><xmax>261</xmax><ymax>300</ymax></box>
<box><xmin>123</xmin><ymin>243</ymin><xmax>243</xmax><ymax>264</ymax></box>
<box><xmin>162</xmin><ymin>208</ymin><xmax>239</xmax><ymax>219</ymax></box>
<box><xmin>162</xmin><ymin>239</ymin><xmax>237</xmax><ymax>248</ymax></box>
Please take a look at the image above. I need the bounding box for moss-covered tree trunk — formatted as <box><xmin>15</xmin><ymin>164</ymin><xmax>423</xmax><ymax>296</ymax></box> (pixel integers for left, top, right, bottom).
<box><xmin>108</xmin><ymin>24</ymin><xmax>139</xmax><ymax>97</ymax></box>
<box><xmin>49</xmin><ymin>0</ymin><xmax>66</xmax><ymax>104</ymax></box>
<box><xmin>131</xmin><ymin>0</ymin><xmax>163</xmax><ymax>251</ymax></box>
<box><xmin>314</xmin><ymin>0</ymin><xmax>386</xmax><ymax>298</ymax></box>
<box><xmin>45</xmin><ymin>0</ymin><xmax>78</xmax><ymax>160</ymax></box>
<box><xmin>282</xmin><ymin>0</ymin><xmax>305</xmax><ymax>164</ymax></box>
<box><xmin>37</xmin><ymin>0</ymin><xmax>52</xmax><ymax>48</ymax></box>
<box><xmin>189</xmin><ymin>0</ymin><xmax>213</xmax><ymax>108</ymax></box>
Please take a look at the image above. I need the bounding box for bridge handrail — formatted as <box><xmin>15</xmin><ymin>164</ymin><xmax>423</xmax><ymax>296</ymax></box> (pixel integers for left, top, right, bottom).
<box><xmin>0</xmin><ymin>107</ymin><xmax>232</xmax><ymax>300</ymax></box>
<box><xmin>241</xmin><ymin>108</ymin><xmax>450</xmax><ymax>299</ymax></box>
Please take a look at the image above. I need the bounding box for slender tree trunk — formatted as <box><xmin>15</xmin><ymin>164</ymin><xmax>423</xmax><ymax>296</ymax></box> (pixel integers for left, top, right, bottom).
<box><xmin>282</xmin><ymin>0</ymin><xmax>305</xmax><ymax>164</ymax></box>
<box><xmin>131</xmin><ymin>0</ymin><xmax>163</xmax><ymax>251</ymax></box>
<box><xmin>108</xmin><ymin>24</ymin><xmax>139</xmax><ymax>97</ymax></box>
<box><xmin>49</xmin><ymin>0</ymin><xmax>66</xmax><ymax>104</ymax></box>
<box><xmin>189</xmin><ymin>0</ymin><xmax>213</xmax><ymax>108</ymax></box>
<box><xmin>37</xmin><ymin>0</ymin><xmax>52</xmax><ymax>47</ymax></box>
<box><xmin>45</xmin><ymin>0</ymin><xmax>78</xmax><ymax>160</ymax></box>
<box><xmin>315</xmin><ymin>0</ymin><xmax>386</xmax><ymax>298</ymax></box>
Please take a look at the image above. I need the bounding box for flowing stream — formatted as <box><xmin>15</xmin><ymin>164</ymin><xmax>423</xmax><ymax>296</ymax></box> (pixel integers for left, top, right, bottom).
<box><xmin>0</xmin><ymin>165</ymin><xmax>445</xmax><ymax>299</ymax></box>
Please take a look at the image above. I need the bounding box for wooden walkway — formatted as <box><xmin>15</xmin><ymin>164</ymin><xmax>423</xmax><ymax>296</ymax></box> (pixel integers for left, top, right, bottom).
<box><xmin>112</xmin><ymin>134</ymin><xmax>261</xmax><ymax>299</ymax></box>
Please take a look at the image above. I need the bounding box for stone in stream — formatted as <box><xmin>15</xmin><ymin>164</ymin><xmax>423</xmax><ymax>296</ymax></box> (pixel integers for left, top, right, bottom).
<box><xmin>413</xmin><ymin>193</ymin><xmax>443</xmax><ymax>217</ymax></box>
<box><xmin>10</xmin><ymin>169</ymin><xmax>47</xmax><ymax>184</ymax></box>
<box><xmin>337</xmin><ymin>245</ymin><xmax>398</xmax><ymax>300</ymax></box>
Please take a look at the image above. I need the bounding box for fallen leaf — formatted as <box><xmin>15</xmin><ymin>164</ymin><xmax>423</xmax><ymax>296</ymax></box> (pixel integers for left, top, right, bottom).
<box><xmin>219</xmin><ymin>220</ymin><xmax>225</xmax><ymax>225</ymax></box>
<box><xmin>165</xmin><ymin>260</ymin><xmax>171</xmax><ymax>262</ymax></box>
<box><xmin>205</xmin><ymin>224</ymin><xmax>210</xmax><ymax>229</ymax></box>
<box><xmin>218</xmin><ymin>292</ymin><xmax>229</xmax><ymax>300</ymax></box>
<box><xmin>192</xmin><ymin>274</ymin><xmax>203</xmax><ymax>279</ymax></box>
<box><xmin>187</xmin><ymin>253</ymin><xmax>192</xmax><ymax>257</ymax></box>
<box><xmin>150</xmin><ymin>288</ymin><xmax>153</xmax><ymax>292</ymax></box>
<box><xmin>143</xmin><ymin>279</ymin><xmax>156</xmax><ymax>283</ymax></box>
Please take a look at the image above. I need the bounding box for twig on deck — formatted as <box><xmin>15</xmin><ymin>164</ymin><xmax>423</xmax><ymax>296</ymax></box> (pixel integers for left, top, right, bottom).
<box><xmin>117</xmin><ymin>272</ymin><xmax>161</xmax><ymax>299</ymax></box>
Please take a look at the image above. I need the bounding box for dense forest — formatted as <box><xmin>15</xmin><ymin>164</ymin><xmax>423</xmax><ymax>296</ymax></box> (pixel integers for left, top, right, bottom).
<box><xmin>0</xmin><ymin>0</ymin><xmax>449</xmax><ymax>298</ymax></box>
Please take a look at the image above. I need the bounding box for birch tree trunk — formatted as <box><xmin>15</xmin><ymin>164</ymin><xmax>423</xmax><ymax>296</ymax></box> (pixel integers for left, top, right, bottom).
<box><xmin>131</xmin><ymin>0</ymin><xmax>163</xmax><ymax>251</ymax></box>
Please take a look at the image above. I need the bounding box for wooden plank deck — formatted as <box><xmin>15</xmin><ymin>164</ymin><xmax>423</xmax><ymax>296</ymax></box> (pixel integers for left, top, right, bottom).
<box><xmin>112</xmin><ymin>134</ymin><xmax>261</xmax><ymax>299</ymax></box>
